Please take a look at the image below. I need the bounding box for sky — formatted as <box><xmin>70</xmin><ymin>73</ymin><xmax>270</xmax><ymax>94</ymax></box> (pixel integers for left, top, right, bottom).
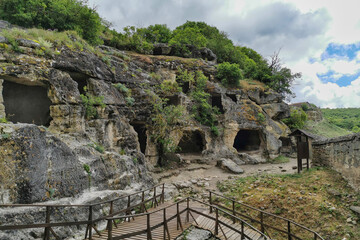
<box><xmin>88</xmin><ymin>0</ymin><xmax>360</xmax><ymax>108</ymax></box>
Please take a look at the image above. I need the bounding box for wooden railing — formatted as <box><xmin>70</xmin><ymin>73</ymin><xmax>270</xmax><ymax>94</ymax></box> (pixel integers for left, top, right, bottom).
<box><xmin>106</xmin><ymin>197</ymin><xmax>269</xmax><ymax>240</ymax></box>
<box><xmin>0</xmin><ymin>184</ymin><xmax>165</xmax><ymax>240</ymax></box>
<box><xmin>209</xmin><ymin>191</ymin><xmax>325</xmax><ymax>240</ymax></box>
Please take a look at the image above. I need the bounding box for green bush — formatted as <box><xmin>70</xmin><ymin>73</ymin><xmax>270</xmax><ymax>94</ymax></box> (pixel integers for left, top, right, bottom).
<box><xmin>0</xmin><ymin>0</ymin><xmax>104</xmax><ymax>45</ymax></box>
<box><xmin>257</xmin><ymin>113</ymin><xmax>266</xmax><ymax>124</ymax></box>
<box><xmin>301</xmin><ymin>103</ymin><xmax>309</xmax><ymax>111</ymax></box>
<box><xmin>90</xmin><ymin>142</ymin><xmax>104</xmax><ymax>153</ymax></box>
<box><xmin>216</xmin><ymin>62</ymin><xmax>243</xmax><ymax>87</ymax></box>
<box><xmin>282</xmin><ymin>108</ymin><xmax>307</xmax><ymax>129</ymax></box>
<box><xmin>80</xmin><ymin>87</ymin><xmax>106</xmax><ymax>120</ymax></box>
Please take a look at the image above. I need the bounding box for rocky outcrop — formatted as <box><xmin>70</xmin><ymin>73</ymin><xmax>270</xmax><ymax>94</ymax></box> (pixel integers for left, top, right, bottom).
<box><xmin>0</xmin><ymin>26</ymin><xmax>291</xmax><ymax>203</ymax></box>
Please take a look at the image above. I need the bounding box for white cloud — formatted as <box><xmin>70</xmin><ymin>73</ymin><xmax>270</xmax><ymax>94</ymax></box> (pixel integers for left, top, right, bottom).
<box><xmin>87</xmin><ymin>0</ymin><xmax>360</xmax><ymax>108</ymax></box>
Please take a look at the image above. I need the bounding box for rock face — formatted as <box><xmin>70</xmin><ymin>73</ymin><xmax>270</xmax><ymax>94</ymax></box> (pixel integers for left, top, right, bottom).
<box><xmin>175</xmin><ymin>227</ymin><xmax>219</xmax><ymax>240</ymax></box>
<box><xmin>0</xmin><ymin>24</ymin><xmax>291</xmax><ymax>204</ymax></box>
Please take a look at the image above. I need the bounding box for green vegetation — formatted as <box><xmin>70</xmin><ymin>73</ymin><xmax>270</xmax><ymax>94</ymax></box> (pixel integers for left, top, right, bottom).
<box><xmin>282</xmin><ymin>108</ymin><xmax>307</xmax><ymax>130</ymax></box>
<box><xmin>0</xmin><ymin>0</ymin><xmax>299</xmax><ymax>98</ymax></box>
<box><xmin>0</xmin><ymin>117</ymin><xmax>8</xmax><ymax>123</ymax></box>
<box><xmin>322</xmin><ymin>108</ymin><xmax>360</xmax><ymax>133</ymax></box>
<box><xmin>216</xmin><ymin>62</ymin><xmax>242</xmax><ymax>87</ymax></box>
<box><xmin>269</xmin><ymin>155</ymin><xmax>290</xmax><ymax>164</ymax></box>
<box><xmin>80</xmin><ymin>86</ymin><xmax>106</xmax><ymax>120</ymax></box>
<box><xmin>0</xmin><ymin>0</ymin><xmax>104</xmax><ymax>44</ymax></box>
<box><xmin>90</xmin><ymin>142</ymin><xmax>105</xmax><ymax>153</ymax></box>
<box><xmin>190</xmin><ymin>71</ymin><xmax>219</xmax><ymax>129</ymax></box>
<box><xmin>147</xmin><ymin>81</ymin><xmax>189</xmax><ymax>166</ymax></box>
<box><xmin>303</xmin><ymin>120</ymin><xmax>352</xmax><ymax>138</ymax></box>
<box><xmin>216</xmin><ymin>168</ymin><xmax>360</xmax><ymax>240</ymax></box>
<box><xmin>83</xmin><ymin>164</ymin><xmax>91</xmax><ymax>190</ymax></box>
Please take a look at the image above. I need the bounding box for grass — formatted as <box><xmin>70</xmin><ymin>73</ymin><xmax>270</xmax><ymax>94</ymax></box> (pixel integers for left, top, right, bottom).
<box><xmin>303</xmin><ymin>119</ymin><xmax>352</xmax><ymax>138</ymax></box>
<box><xmin>268</xmin><ymin>155</ymin><xmax>290</xmax><ymax>164</ymax></box>
<box><xmin>239</xmin><ymin>79</ymin><xmax>266</xmax><ymax>91</ymax></box>
<box><xmin>216</xmin><ymin>168</ymin><xmax>360</xmax><ymax>240</ymax></box>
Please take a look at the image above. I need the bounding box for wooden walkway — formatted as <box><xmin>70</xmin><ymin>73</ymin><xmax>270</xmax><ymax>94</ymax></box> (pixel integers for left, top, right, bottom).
<box><xmin>196</xmin><ymin>213</ymin><xmax>264</xmax><ymax>240</ymax></box>
<box><xmin>88</xmin><ymin>199</ymin><xmax>266</xmax><ymax>240</ymax></box>
<box><xmin>89</xmin><ymin>202</ymin><xmax>206</xmax><ymax>240</ymax></box>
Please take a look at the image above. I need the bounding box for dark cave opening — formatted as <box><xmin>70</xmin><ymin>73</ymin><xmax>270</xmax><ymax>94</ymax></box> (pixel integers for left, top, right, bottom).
<box><xmin>131</xmin><ymin>123</ymin><xmax>147</xmax><ymax>154</ymax></box>
<box><xmin>68</xmin><ymin>72</ymin><xmax>88</xmax><ymax>94</ymax></box>
<box><xmin>181</xmin><ymin>82</ymin><xmax>189</xmax><ymax>94</ymax></box>
<box><xmin>226</xmin><ymin>93</ymin><xmax>237</xmax><ymax>103</ymax></box>
<box><xmin>3</xmin><ymin>81</ymin><xmax>52</xmax><ymax>126</ymax></box>
<box><xmin>176</xmin><ymin>130</ymin><xmax>205</xmax><ymax>154</ymax></box>
<box><xmin>211</xmin><ymin>95</ymin><xmax>224</xmax><ymax>114</ymax></box>
<box><xmin>233</xmin><ymin>130</ymin><xmax>262</xmax><ymax>152</ymax></box>
<box><xmin>166</xmin><ymin>95</ymin><xmax>180</xmax><ymax>106</ymax></box>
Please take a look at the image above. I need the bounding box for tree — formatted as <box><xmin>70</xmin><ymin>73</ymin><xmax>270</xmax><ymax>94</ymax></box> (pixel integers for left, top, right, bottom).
<box><xmin>268</xmin><ymin>50</ymin><xmax>301</xmax><ymax>99</ymax></box>
<box><xmin>0</xmin><ymin>0</ymin><xmax>104</xmax><ymax>44</ymax></box>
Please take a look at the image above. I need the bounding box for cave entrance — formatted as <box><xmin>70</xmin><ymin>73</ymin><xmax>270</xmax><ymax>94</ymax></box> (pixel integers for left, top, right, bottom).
<box><xmin>68</xmin><ymin>72</ymin><xmax>88</xmax><ymax>94</ymax></box>
<box><xmin>226</xmin><ymin>93</ymin><xmax>237</xmax><ymax>103</ymax></box>
<box><xmin>3</xmin><ymin>81</ymin><xmax>52</xmax><ymax>126</ymax></box>
<box><xmin>131</xmin><ymin>123</ymin><xmax>147</xmax><ymax>154</ymax></box>
<box><xmin>233</xmin><ymin>130</ymin><xmax>262</xmax><ymax>152</ymax></box>
<box><xmin>166</xmin><ymin>95</ymin><xmax>180</xmax><ymax>106</ymax></box>
<box><xmin>211</xmin><ymin>95</ymin><xmax>224</xmax><ymax>114</ymax></box>
<box><xmin>176</xmin><ymin>130</ymin><xmax>205</xmax><ymax>154</ymax></box>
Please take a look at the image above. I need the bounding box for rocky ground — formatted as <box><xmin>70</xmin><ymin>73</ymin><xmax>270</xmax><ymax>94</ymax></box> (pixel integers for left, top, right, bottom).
<box><xmin>154</xmin><ymin>157</ymin><xmax>299</xmax><ymax>201</ymax></box>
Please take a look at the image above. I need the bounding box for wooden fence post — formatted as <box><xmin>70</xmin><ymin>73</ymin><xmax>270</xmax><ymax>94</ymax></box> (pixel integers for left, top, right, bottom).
<box><xmin>232</xmin><ymin>200</ymin><xmax>236</xmax><ymax>224</ymax></box>
<box><xmin>43</xmin><ymin>206</ymin><xmax>51</xmax><ymax>240</ymax></box>
<box><xmin>209</xmin><ymin>192</ymin><xmax>212</xmax><ymax>213</ymax></box>
<box><xmin>162</xmin><ymin>183</ymin><xmax>165</xmax><ymax>204</ymax></box>
<box><xmin>147</xmin><ymin>214</ymin><xmax>152</xmax><ymax>239</ymax></box>
<box><xmin>288</xmin><ymin>221</ymin><xmax>292</xmax><ymax>240</ymax></box>
<box><xmin>260</xmin><ymin>212</ymin><xmax>265</xmax><ymax>234</ymax></box>
<box><xmin>241</xmin><ymin>221</ymin><xmax>244</xmax><ymax>240</ymax></box>
<box><xmin>107</xmin><ymin>219</ymin><xmax>112</xmax><ymax>240</ymax></box>
<box><xmin>87</xmin><ymin>205</ymin><xmax>93</xmax><ymax>240</ymax></box>
<box><xmin>141</xmin><ymin>191</ymin><xmax>145</xmax><ymax>212</ymax></box>
<box><xmin>215</xmin><ymin>208</ymin><xmax>219</xmax><ymax>235</ymax></box>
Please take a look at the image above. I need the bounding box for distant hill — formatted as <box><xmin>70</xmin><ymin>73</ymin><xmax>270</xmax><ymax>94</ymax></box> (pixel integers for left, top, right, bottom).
<box><xmin>321</xmin><ymin>108</ymin><xmax>360</xmax><ymax>133</ymax></box>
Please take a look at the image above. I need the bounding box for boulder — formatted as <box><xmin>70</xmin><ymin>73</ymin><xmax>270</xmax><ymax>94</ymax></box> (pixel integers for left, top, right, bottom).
<box><xmin>0</xmin><ymin>124</ymin><xmax>88</xmax><ymax>203</ymax></box>
<box><xmin>350</xmin><ymin>206</ymin><xmax>360</xmax><ymax>215</ymax></box>
<box><xmin>261</xmin><ymin>102</ymin><xmax>290</xmax><ymax>120</ymax></box>
<box><xmin>48</xmin><ymin>69</ymin><xmax>81</xmax><ymax>104</ymax></box>
<box><xmin>0</xmin><ymin>20</ymin><xmax>11</xmax><ymax>30</ymax></box>
<box><xmin>217</xmin><ymin>158</ymin><xmax>244</xmax><ymax>174</ymax></box>
<box><xmin>0</xmin><ymin>36</ymin><xmax>8</xmax><ymax>43</ymax></box>
<box><xmin>17</xmin><ymin>39</ymin><xmax>40</xmax><ymax>48</ymax></box>
<box><xmin>54</xmin><ymin>50</ymin><xmax>114</xmax><ymax>81</ymax></box>
<box><xmin>200</xmin><ymin>47</ymin><xmax>217</xmax><ymax>62</ymax></box>
<box><xmin>175</xmin><ymin>227</ymin><xmax>216</xmax><ymax>240</ymax></box>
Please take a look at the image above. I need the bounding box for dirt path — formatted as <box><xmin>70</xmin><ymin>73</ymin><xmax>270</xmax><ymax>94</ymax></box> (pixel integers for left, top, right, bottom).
<box><xmin>153</xmin><ymin>158</ymin><xmax>300</xmax><ymax>194</ymax></box>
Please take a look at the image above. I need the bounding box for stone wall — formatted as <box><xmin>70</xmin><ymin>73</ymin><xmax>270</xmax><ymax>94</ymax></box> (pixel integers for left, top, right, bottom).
<box><xmin>312</xmin><ymin>133</ymin><xmax>360</xmax><ymax>191</ymax></box>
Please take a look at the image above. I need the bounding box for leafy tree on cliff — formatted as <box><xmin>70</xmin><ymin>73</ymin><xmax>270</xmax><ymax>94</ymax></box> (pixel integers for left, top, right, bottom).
<box><xmin>0</xmin><ymin>0</ymin><xmax>104</xmax><ymax>44</ymax></box>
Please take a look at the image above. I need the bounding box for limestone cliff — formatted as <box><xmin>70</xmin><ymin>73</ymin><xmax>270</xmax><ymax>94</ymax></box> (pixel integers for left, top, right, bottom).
<box><xmin>0</xmin><ymin>25</ymin><xmax>292</xmax><ymax>204</ymax></box>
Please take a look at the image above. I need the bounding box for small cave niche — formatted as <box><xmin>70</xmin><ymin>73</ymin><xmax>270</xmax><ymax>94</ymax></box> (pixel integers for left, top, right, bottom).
<box><xmin>3</xmin><ymin>81</ymin><xmax>52</xmax><ymax>126</ymax></box>
<box><xmin>233</xmin><ymin>130</ymin><xmax>262</xmax><ymax>152</ymax></box>
<box><xmin>131</xmin><ymin>122</ymin><xmax>147</xmax><ymax>154</ymax></box>
<box><xmin>166</xmin><ymin>95</ymin><xmax>180</xmax><ymax>106</ymax></box>
<box><xmin>211</xmin><ymin>95</ymin><xmax>225</xmax><ymax>114</ymax></box>
<box><xmin>68</xmin><ymin>72</ymin><xmax>88</xmax><ymax>94</ymax></box>
<box><xmin>181</xmin><ymin>82</ymin><xmax>190</xmax><ymax>94</ymax></box>
<box><xmin>226</xmin><ymin>93</ymin><xmax>237</xmax><ymax>103</ymax></box>
<box><xmin>280</xmin><ymin>137</ymin><xmax>291</xmax><ymax>147</ymax></box>
<box><xmin>176</xmin><ymin>130</ymin><xmax>205</xmax><ymax>154</ymax></box>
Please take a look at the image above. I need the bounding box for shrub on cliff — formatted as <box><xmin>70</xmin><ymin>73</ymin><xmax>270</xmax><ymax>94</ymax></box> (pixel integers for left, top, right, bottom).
<box><xmin>0</xmin><ymin>0</ymin><xmax>104</xmax><ymax>45</ymax></box>
<box><xmin>216</xmin><ymin>62</ymin><xmax>243</xmax><ymax>87</ymax></box>
<box><xmin>282</xmin><ymin>108</ymin><xmax>307</xmax><ymax>129</ymax></box>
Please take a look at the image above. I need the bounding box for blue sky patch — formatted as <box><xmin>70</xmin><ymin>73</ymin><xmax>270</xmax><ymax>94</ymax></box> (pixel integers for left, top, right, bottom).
<box><xmin>321</xmin><ymin>42</ymin><xmax>360</xmax><ymax>61</ymax></box>
<box><xmin>317</xmin><ymin>71</ymin><xmax>360</xmax><ymax>87</ymax></box>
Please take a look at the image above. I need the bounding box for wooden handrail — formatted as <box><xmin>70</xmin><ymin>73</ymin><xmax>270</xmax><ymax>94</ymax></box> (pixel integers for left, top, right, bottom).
<box><xmin>0</xmin><ymin>184</ymin><xmax>165</xmax><ymax>240</ymax></box>
<box><xmin>209</xmin><ymin>190</ymin><xmax>325</xmax><ymax>240</ymax></box>
<box><xmin>106</xmin><ymin>197</ymin><xmax>269</xmax><ymax>240</ymax></box>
